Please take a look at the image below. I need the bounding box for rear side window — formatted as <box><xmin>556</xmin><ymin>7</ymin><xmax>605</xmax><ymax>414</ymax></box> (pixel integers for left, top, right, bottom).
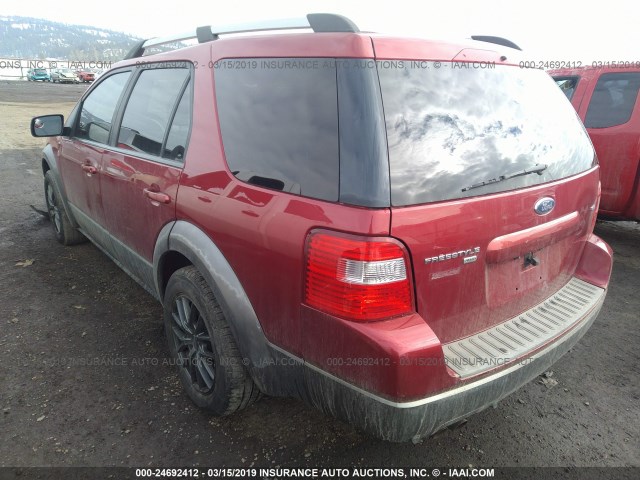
<box><xmin>76</xmin><ymin>72</ymin><xmax>130</xmax><ymax>144</ymax></box>
<box><xmin>584</xmin><ymin>72</ymin><xmax>640</xmax><ymax>128</ymax></box>
<box><xmin>215</xmin><ymin>59</ymin><xmax>339</xmax><ymax>201</ymax></box>
<box><xmin>118</xmin><ymin>67</ymin><xmax>190</xmax><ymax>158</ymax></box>
<box><xmin>378</xmin><ymin>62</ymin><xmax>595</xmax><ymax>206</ymax></box>
<box><xmin>553</xmin><ymin>76</ymin><xmax>580</xmax><ymax>100</ymax></box>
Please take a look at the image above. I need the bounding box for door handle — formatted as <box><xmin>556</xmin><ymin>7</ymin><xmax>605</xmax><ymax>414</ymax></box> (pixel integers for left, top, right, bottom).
<box><xmin>81</xmin><ymin>164</ymin><xmax>98</xmax><ymax>174</ymax></box>
<box><xmin>143</xmin><ymin>188</ymin><xmax>171</xmax><ymax>204</ymax></box>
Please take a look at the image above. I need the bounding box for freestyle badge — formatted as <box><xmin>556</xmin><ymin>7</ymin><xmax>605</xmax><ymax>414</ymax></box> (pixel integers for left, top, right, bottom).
<box><xmin>424</xmin><ymin>247</ymin><xmax>480</xmax><ymax>265</ymax></box>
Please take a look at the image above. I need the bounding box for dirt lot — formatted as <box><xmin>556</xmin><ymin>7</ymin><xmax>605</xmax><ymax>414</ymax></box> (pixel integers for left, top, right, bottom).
<box><xmin>0</xmin><ymin>80</ymin><xmax>639</xmax><ymax>476</ymax></box>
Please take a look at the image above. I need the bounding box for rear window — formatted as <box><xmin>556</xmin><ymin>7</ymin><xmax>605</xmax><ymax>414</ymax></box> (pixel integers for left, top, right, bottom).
<box><xmin>378</xmin><ymin>62</ymin><xmax>594</xmax><ymax>206</ymax></box>
<box><xmin>584</xmin><ymin>72</ymin><xmax>640</xmax><ymax>128</ymax></box>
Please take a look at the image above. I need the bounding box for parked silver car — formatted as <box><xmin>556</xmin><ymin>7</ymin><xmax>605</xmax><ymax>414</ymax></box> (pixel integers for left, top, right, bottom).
<box><xmin>50</xmin><ymin>68</ymin><xmax>79</xmax><ymax>84</ymax></box>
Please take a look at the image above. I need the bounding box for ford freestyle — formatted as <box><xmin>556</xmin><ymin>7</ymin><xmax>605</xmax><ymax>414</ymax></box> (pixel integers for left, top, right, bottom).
<box><xmin>30</xmin><ymin>13</ymin><xmax>613</xmax><ymax>442</ymax></box>
<box><xmin>550</xmin><ymin>65</ymin><xmax>640</xmax><ymax>221</ymax></box>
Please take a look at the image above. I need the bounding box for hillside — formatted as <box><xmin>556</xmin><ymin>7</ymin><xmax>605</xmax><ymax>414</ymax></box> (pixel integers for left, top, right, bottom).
<box><xmin>0</xmin><ymin>15</ymin><xmax>141</xmax><ymax>61</ymax></box>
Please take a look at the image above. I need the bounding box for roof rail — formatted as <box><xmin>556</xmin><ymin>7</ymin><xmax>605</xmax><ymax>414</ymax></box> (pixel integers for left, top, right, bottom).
<box><xmin>123</xmin><ymin>13</ymin><xmax>359</xmax><ymax>59</ymax></box>
<box><xmin>471</xmin><ymin>35</ymin><xmax>522</xmax><ymax>51</ymax></box>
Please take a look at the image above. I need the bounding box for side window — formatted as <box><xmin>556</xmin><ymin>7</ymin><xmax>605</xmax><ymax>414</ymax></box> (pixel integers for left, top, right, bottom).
<box><xmin>163</xmin><ymin>82</ymin><xmax>192</xmax><ymax>162</ymax></box>
<box><xmin>585</xmin><ymin>72</ymin><xmax>640</xmax><ymax>128</ymax></box>
<box><xmin>215</xmin><ymin>58</ymin><xmax>339</xmax><ymax>202</ymax></box>
<box><xmin>553</xmin><ymin>76</ymin><xmax>579</xmax><ymax>100</ymax></box>
<box><xmin>76</xmin><ymin>72</ymin><xmax>130</xmax><ymax>144</ymax></box>
<box><xmin>117</xmin><ymin>67</ymin><xmax>190</xmax><ymax>158</ymax></box>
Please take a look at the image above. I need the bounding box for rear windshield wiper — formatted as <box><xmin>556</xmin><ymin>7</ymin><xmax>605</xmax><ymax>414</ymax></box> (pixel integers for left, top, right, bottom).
<box><xmin>461</xmin><ymin>164</ymin><xmax>548</xmax><ymax>192</ymax></box>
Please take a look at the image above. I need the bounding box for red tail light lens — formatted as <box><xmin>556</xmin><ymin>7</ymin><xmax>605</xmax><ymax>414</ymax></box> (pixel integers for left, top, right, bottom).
<box><xmin>304</xmin><ymin>231</ymin><xmax>413</xmax><ymax>322</ymax></box>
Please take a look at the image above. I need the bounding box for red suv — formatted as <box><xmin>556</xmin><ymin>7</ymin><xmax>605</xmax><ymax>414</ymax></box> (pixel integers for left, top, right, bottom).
<box><xmin>550</xmin><ymin>65</ymin><xmax>640</xmax><ymax>220</ymax></box>
<box><xmin>31</xmin><ymin>14</ymin><xmax>612</xmax><ymax>442</ymax></box>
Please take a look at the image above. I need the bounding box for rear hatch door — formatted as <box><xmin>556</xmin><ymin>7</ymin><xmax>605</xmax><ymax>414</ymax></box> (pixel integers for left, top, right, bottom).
<box><xmin>376</xmin><ymin>53</ymin><xmax>599</xmax><ymax>342</ymax></box>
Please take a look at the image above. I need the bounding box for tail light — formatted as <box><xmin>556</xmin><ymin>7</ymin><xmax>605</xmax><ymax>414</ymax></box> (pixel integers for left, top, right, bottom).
<box><xmin>304</xmin><ymin>231</ymin><xmax>413</xmax><ymax>322</ymax></box>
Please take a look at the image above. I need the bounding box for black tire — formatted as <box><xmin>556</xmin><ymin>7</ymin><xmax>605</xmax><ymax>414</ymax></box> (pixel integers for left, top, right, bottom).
<box><xmin>44</xmin><ymin>171</ymin><xmax>86</xmax><ymax>245</ymax></box>
<box><xmin>163</xmin><ymin>266</ymin><xmax>260</xmax><ymax>415</ymax></box>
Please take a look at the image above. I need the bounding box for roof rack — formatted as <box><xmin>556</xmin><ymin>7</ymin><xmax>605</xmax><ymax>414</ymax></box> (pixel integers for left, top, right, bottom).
<box><xmin>470</xmin><ymin>35</ymin><xmax>522</xmax><ymax>51</ymax></box>
<box><xmin>124</xmin><ymin>13</ymin><xmax>359</xmax><ymax>59</ymax></box>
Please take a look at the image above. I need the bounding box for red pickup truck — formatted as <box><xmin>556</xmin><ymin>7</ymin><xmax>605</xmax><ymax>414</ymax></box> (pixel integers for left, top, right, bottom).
<box><xmin>550</xmin><ymin>66</ymin><xmax>640</xmax><ymax>221</ymax></box>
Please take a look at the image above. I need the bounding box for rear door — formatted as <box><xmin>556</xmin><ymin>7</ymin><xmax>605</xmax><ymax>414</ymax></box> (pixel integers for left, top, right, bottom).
<box><xmin>580</xmin><ymin>70</ymin><xmax>640</xmax><ymax>215</ymax></box>
<box><xmin>99</xmin><ymin>64</ymin><xmax>191</xmax><ymax>280</ymax></box>
<box><xmin>376</xmin><ymin>59</ymin><xmax>598</xmax><ymax>342</ymax></box>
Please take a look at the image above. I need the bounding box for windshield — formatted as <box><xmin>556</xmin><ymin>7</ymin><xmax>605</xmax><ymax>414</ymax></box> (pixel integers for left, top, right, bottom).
<box><xmin>378</xmin><ymin>62</ymin><xmax>594</xmax><ymax>206</ymax></box>
<box><xmin>34</xmin><ymin>69</ymin><xmax>47</xmax><ymax>74</ymax></box>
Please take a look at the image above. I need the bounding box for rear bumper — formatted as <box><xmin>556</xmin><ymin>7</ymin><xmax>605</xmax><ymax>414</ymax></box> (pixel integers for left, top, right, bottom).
<box><xmin>301</xmin><ymin>290</ymin><xmax>605</xmax><ymax>442</ymax></box>
<box><xmin>252</xmin><ymin>235</ymin><xmax>612</xmax><ymax>441</ymax></box>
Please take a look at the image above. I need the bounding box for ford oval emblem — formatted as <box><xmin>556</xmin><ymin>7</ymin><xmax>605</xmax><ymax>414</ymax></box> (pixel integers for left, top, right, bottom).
<box><xmin>534</xmin><ymin>197</ymin><xmax>555</xmax><ymax>215</ymax></box>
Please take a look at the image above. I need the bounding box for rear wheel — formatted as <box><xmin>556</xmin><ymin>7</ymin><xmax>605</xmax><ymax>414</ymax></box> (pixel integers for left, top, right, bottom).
<box><xmin>44</xmin><ymin>171</ymin><xmax>85</xmax><ymax>245</ymax></box>
<box><xmin>163</xmin><ymin>266</ymin><xmax>260</xmax><ymax>415</ymax></box>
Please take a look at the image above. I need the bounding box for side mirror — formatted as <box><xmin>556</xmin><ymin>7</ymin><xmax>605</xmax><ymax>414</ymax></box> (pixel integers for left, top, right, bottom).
<box><xmin>31</xmin><ymin>114</ymin><xmax>64</xmax><ymax>137</ymax></box>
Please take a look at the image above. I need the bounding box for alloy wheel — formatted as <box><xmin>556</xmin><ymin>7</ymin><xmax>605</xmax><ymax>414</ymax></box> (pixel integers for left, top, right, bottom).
<box><xmin>45</xmin><ymin>182</ymin><xmax>62</xmax><ymax>235</ymax></box>
<box><xmin>171</xmin><ymin>295</ymin><xmax>216</xmax><ymax>393</ymax></box>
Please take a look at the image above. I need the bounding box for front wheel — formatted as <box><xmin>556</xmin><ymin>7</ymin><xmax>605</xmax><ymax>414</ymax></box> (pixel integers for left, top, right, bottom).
<box><xmin>44</xmin><ymin>171</ymin><xmax>86</xmax><ymax>245</ymax></box>
<box><xmin>163</xmin><ymin>266</ymin><xmax>260</xmax><ymax>415</ymax></box>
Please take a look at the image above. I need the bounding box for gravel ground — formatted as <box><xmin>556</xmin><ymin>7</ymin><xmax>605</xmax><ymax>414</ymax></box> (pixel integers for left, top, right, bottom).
<box><xmin>0</xmin><ymin>80</ymin><xmax>638</xmax><ymax>478</ymax></box>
